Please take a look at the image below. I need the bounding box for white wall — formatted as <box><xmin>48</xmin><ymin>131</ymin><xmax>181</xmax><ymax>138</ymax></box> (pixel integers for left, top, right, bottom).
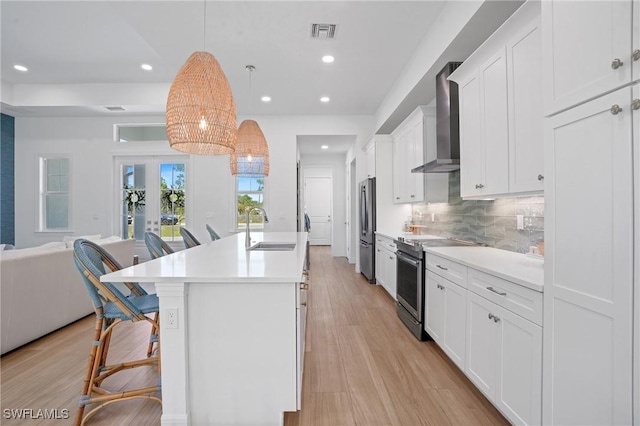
<box><xmin>299</xmin><ymin>153</ymin><xmax>347</xmax><ymax>257</ymax></box>
<box><xmin>14</xmin><ymin>114</ymin><xmax>373</xmax><ymax>249</ymax></box>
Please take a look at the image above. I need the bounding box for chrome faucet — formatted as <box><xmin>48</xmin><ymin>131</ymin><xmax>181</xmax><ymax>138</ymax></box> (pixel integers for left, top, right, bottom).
<box><xmin>245</xmin><ymin>206</ymin><xmax>269</xmax><ymax>248</ymax></box>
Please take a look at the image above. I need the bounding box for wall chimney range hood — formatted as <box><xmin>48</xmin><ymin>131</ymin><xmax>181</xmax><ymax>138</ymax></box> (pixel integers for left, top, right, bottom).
<box><xmin>412</xmin><ymin>62</ymin><xmax>462</xmax><ymax>173</ymax></box>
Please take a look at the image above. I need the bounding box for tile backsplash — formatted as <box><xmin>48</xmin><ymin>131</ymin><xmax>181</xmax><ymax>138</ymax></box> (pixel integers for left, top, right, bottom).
<box><xmin>410</xmin><ymin>172</ymin><xmax>544</xmax><ymax>254</ymax></box>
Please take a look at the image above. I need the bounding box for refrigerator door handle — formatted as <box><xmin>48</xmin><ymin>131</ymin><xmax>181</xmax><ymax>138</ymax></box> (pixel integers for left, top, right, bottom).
<box><xmin>360</xmin><ymin>186</ymin><xmax>368</xmax><ymax>235</ymax></box>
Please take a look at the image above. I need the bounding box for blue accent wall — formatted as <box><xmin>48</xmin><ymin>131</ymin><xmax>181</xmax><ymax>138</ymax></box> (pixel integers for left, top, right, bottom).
<box><xmin>1</xmin><ymin>113</ymin><xmax>15</xmax><ymax>245</ymax></box>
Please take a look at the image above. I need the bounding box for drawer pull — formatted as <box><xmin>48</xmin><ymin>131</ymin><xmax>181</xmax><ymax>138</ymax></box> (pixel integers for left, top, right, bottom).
<box><xmin>487</xmin><ymin>286</ymin><xmax>507</xmax><ymax>296</ymax></box>
<box><xmin>436</xmin><ymin>265</ymin><xmax>448</xmax><ymax>271</ymax></box>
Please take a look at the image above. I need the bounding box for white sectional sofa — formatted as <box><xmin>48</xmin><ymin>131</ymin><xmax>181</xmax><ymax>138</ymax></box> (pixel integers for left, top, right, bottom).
<box><xmin>0</xmin><ymin>236</ymin><xmax>135</xmax><ymax>355</ymax></box>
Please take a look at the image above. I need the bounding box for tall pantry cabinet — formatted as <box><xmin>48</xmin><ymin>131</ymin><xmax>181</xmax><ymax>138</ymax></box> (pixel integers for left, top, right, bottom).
<box><xmin>541</xmin><ymin>1</ymin><xmax>639</xmax><ymax>424</ymax></box>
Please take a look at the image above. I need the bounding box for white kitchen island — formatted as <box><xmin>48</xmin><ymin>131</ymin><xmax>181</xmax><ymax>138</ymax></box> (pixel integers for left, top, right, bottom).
<box><xmin>101</xmin><ymin>232</ymin><xmax>309</xmax><ymax>426</ymax></box>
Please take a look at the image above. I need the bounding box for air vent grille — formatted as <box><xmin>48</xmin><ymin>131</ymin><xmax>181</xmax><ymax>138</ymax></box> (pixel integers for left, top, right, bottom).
<box><xmin>311</xmin><ymin>24</ymin><xmax>337</xmax><ymax>39</ymax></box>
<box><xmin>105</xmin><ymin>106</ymin><xmax>125</xmax><ymax>112</ymax></box>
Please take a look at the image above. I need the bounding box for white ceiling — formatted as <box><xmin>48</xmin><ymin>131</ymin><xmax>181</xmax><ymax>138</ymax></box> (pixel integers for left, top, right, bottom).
<box><xmin>297</xmin><ymin>135</ymin><xmax>355</xmax><ymax>156</ymax></box>
<box><xmin>1</xmin><ymin>1</ymin><xmax>524</xmax><ymax>135</ymax></box>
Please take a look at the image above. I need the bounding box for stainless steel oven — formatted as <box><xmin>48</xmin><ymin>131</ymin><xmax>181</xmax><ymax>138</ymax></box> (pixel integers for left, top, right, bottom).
<box><xmin>395</xmin><ymin>242</ymin><xmax>426</xmax><ymax>340</ymax></box>
<box><xmin>394</xmin><ymin>237</ymin><xmax>482</xmax><ymax>340</ymax></box>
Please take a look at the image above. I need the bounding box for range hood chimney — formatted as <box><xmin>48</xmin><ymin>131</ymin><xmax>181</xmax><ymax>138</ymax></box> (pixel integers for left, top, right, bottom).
<box><xmin>412</xmin><ymin>62</ymin><xmax>462</xmax><ymax>173</ymax></box>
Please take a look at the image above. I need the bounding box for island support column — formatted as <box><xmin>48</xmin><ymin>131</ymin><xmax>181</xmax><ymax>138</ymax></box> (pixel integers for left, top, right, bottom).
<box><xmin>155</xmin><ymin>281</ymin><xmax>190</xmax><ymax>425</ymax></box>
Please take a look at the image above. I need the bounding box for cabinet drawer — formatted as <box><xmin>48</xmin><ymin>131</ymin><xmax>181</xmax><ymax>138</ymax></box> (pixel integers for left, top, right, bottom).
<box><xmin>375</xmin><ymin>235</ymin><xmax>397</xmax><ymax>252</ymax></box>
<box><xmin>426</xmin><ymin>254</ymin><xmax>468</xmax><ymax>288</ymax></box>
<box><xmin>467</xmin><ymin>268</ymin><xmax>542</xmax><ymax>325</ymax></box>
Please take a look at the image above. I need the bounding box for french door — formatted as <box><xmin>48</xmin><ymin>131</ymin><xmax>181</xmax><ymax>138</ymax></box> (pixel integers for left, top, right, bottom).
<box><xmin>114</xmin><ymin>156</ymin><xmax>189</xmax><ymax>247</ymax></box>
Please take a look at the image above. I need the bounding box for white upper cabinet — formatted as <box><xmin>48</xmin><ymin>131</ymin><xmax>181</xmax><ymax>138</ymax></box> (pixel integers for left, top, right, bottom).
<box><xmin>507</xmin><ymin>17</ymin><xmax>544</xmax><ymax>193</ymax></box>
<box><xmin>542</xmin><ymin>0</ymin><xmax>633</xmax><ymax>116</ymax></box>
<box><xmin>450</xmin><ymin>1</ymin><xmax>543</xmax><ymax>199</ymax></box>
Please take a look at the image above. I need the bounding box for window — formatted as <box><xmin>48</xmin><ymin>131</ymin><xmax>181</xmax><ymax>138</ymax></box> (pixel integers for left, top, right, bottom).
<box><xmin>39</xmin><ymin>156</ymin><xmax>70</xmax><ymax>230</ymax></box>
<box><xmin>236</xmin><ymin>175</ymin><xmax>265</xmax><ymax>230</ymax></box>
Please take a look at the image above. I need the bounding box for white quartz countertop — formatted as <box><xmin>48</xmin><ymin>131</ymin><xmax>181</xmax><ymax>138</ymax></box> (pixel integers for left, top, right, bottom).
<box><xmin>424</xmin><ymin>246</ymin><xmax>544</xmax><ymax>292</ymax></box>
<box><xmin>101</xmin><ymin>232</ymin><xmax>308</xmax><ymax>284</ymax></box>
<box><xmin>376</xmin><ymin>231</ymin><xmax>445</xmax><ymax>241</ymax></box>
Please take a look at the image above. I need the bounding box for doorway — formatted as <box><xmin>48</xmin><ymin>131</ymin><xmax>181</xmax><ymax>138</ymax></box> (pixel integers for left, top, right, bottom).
<box><xmin>304</xmin><ymin>169</ymin><xmax>333</xmax><ymax>246</ymax></box>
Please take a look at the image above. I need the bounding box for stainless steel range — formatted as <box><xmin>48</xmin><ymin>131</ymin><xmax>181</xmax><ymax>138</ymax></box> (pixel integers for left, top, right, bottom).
<box><xmin>394</xmin><ymin>237</ymin><xmax>480</xmax><ymax>340</ymax></box>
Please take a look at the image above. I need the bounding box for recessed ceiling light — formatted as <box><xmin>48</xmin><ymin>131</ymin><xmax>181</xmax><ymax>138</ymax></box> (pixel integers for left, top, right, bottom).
<box><xmin>261</xmin><ymin>96</ymin><xmax>271</xmax><ymax>102</ymax></box>
<box><xmin>141</xmin><ymin>64</ymin><xmax>153</xmax><ymax>71</ymax></box>
<box><xmin>14</xmin><ymin>65</ymin><xmax>28</xmax><ymax>72</ymax></box>
<box><xmin>321</xmin><ymin>145</ymin><xmax>329</xmax><ymax>150</ymax></box>
<box><xmin>322</xmin><ymin>55</ymin><xmax>335</xmax><ymax>63</ymax></box>
<box><xmin>320</xmin><ymin>96</ymin><xmax>330</xmax><ymax>103</ymax></box>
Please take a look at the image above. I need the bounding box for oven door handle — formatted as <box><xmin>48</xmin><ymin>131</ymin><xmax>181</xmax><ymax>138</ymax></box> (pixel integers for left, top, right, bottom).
<box><xmin>396</xmin><ymin>251</ymin><xmax>421</xmax><ymax>267</ymax></box>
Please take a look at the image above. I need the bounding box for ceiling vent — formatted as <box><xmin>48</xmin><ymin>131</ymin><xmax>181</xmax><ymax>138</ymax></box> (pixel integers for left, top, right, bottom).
<box><xmin>311</xmin><ymin>24</ymin><xmax>337</xmax><ymax>39</ymax></box>
<box><xmin>105</xmin><ymin>106</ymin><xmax>125</xmax><ymax>112</ymax></box>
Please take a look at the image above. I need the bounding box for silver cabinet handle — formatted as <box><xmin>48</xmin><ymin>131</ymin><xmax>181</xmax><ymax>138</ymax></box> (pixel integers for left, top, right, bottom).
<box><xmin>475</xmin><ymin>183</ymin><xmax>484</xmax><ymax>189</ymax></box>
<box><xmin>487</xmin><ymin>286</ymin><xmax>507</xmax><ymax>296</ymax></box>
<box><xmin>436</xmin><ymin>264</ymin><xmax>448</xmax><ymax>271</ymax></box>
<box><xmin>633</xmin><ymin>50</ymin><xmax>640</xmax><ymax>61</ymax></box>
<box><xmin>632</xmin><ymin>99</ymin><xmax>640</xmax><ymax>110</ymax></box>
<box><xmin>538</xmin><ymin>174</ymin><xmax>544</xmax><ymax>181</ymax></box>
<box><xmin>410</xmin><ymin>194</ymin><xmax>415</xmax><ymax>198</ymax></box>
<box><xmin>611</xmin><ymin>104</ymin><xmax>622</xmax><ymax>115</ymax></box>
<box><xmin>611</xmin><ymin>58</ymin><xmax>624</xmax><ymax>69</ymax></box>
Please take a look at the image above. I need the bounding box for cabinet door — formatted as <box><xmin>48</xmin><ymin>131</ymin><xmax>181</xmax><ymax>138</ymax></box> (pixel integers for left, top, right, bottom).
<box><xmin>408</xmin><ymin>119</ymin><xmax>424</xmax><ymax>202</ymax></box>
<box><xmin>480</xmin><ymin>49</ymin><xmax>509</xmax><ymax>196</ymax></box>
<box><xmin>507</xmin><ymin>18</ymin><xmax>544</xmax><ymax>193</ymax></box>
<box><xmin>543</xmin><ymin>87</ymin><xmax>633</xmax><ymax>425</ymax></box>
<box><xmin>442</xmin><ymin>280</ymin><xmax>467</xmax><ymax>370</ymax></box>
<box><xmin>366</xmin><ymin>145</ymin><xmax>376</xmax><ymax>178</ymax></box>
<box><xmin>542</xmin><ymin>0</ymin><xmax>632</xmax><ymax>115</ymax></box>
<box><xmin>385</xmin><ymin>250</ymin><xmax>397</xmax><ymax>299</ymax></box>
<box><xmin>634</xmin><ymin>83</ymin><xmax>640</xmax><ymax>426</ymax></box>
<box><xmin>375</xmin><ymin>246</ymin><xmax>385</xmax><ymax>286</ymax></box>
<box><xmin>496</xmin><ymin>307</ymin><xmax>542</xmax><ymax>426</ymax></box>
<box><xmin>465</xmin><ymin>291</ymin><xmax>498</xmax><ymax>399</ymax></box>
<box><xmin>392</xmin><ymin>135</ymin><xmax>405</xmax><ymax>203</ymax></box>
<box><xmin>424</xmin><ymin>271</ymin><xmax>444</xmax><ymax>343</ymax></box>
<box><xmin>635</xmin><ymin>0</ymin><xmax>640</xmax><ymax>82</ymax></box>
<box><xmin>458</xmin><ymin>74</ymin><xmax>484</xmax><ymax>198</ymax></box>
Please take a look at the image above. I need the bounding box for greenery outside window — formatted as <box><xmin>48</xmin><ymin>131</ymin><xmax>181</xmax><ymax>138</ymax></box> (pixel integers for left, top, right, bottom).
<box><xmin>237</xmin><ymin>176</ymin><xmax>265</xmax><ymax>230</ymax></box>
<box><xmin>39</xmin><ymin>156</ymin><xmax>70</xmax><ymax>230</ymax></box>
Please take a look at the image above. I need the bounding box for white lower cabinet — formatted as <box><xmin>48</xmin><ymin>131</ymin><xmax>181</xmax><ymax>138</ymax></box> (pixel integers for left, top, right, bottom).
<box><xmin>425</xmin><ymin>271</ymin><xmax>467</xmax><ymax>369</ymax></box>
<box><xmin>296</xmin><ymin>276</ymin><xmax>308</xmax><ymax>409</ymax></box>
<box><xmin>466</xmin><ymin>291</ymin><xmax>542</xmax><ymax>425</ymax></box>
<box><xmin>375</xmin><ymin>235</ymin><xmax>397</xmax><ymax>299</ymax></box>
<box><xmin>425</xmin><ymin>253</ymin><xmax>542</xmax><ymax>425</ymax></box>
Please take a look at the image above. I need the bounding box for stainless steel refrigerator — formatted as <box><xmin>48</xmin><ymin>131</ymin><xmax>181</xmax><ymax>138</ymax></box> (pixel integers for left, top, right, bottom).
<box><xmin>359</xmin><ymin>177</ymin><xmax>376</xmax><ymax>283</ymax></box>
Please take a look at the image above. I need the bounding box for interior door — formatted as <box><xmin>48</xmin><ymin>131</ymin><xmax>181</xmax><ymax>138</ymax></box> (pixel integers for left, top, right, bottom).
<box><xmin>115</xmin><ymin>156</ymin><xmax>188</xmax><ymax>257</ymax></box>
<box><xmin>304</xmin><ymin>176</ymin><xmax>332</xmax><ymax>246</ymax></box>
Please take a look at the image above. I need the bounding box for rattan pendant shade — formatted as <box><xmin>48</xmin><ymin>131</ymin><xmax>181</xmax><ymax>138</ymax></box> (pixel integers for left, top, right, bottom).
<box><xmin>166</xmin><ymin>51</ymin><xmax>237</xmax><ymax>155</ymax></box>
<box><xmin>230</xmin><ymin>119</ymin><xmax>270</xmax><ymax>176</ymax></box>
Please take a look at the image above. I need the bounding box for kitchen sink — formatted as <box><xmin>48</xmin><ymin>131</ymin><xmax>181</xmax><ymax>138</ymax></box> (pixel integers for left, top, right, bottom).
<box><xmin>248</xmin><ymin>242</ymin><xmax>296</xmax><ymax>251</ymax></box>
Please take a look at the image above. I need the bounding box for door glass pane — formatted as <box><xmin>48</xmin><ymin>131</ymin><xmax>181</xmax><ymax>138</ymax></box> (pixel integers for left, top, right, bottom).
<box><xmin>122</xmin><ymin>164</ymin><xmax>146</xmax><ymax>240</ymax></box>
<box><xmin>160</xmin><ymin>163</ymin><xmax>185</xmax><ymax>241</ymax></box>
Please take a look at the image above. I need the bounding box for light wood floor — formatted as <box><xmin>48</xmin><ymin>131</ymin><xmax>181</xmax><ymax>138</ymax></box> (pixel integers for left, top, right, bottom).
<box><xmin>1</xmin><ymin>246</ymin><xmax>508</xmax><ymax>425</ymax></box>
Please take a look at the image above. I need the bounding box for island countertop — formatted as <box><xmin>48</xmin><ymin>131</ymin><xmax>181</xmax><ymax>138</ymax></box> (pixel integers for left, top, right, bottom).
<box><xmin>101</xmin><ymin>231</ymin><xmax>308</xmax><ymax>284</ymax></box>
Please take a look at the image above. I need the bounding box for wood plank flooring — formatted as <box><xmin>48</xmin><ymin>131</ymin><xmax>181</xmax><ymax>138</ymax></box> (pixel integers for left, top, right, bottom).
<box><xmin>1</xmin><ymin>246</ymin><xmax>508</xmax><ymax>425</ymax></box>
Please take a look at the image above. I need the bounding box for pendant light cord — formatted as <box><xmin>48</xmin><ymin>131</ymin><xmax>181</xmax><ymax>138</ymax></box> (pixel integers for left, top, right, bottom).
<box><xmin>203</xmin><ymin>0</ymin><xmax>207</xmax><ymax>51</ymax></box>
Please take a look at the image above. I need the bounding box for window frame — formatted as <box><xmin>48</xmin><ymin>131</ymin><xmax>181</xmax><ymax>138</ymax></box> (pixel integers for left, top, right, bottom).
<box><xmin>235</xmin><ymin>175</ymin><xmax>267</xmax><ymax>231</ymax></box>
<box><xmin>38</xmin><ymin>155</ymin><xmax>72</xmax><ymax>231</ymax></box>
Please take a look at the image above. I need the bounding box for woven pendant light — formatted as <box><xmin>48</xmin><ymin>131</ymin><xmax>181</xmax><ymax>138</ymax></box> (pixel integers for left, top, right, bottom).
<box><xmin>230</xmin><ymin>65</ymin><xmax>270</xmax><ymax>176</ymax></box>
<box><xmin>166</xmin><ymin>51</ymin><xmax>237</xmax><ymax>155</ymax></box>
<box><xmin>231</xmin><ymin>119</ymin><xmax>270</xmax><ymax>176</ymax></box>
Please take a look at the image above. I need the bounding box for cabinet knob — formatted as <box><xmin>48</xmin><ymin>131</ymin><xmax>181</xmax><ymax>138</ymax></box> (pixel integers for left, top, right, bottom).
<box><xmin>610</xmin><ymin>104</ymin><xmax>623</xmax><ymax>115</ymax></box>
<box><xmin>396</xmin><ymin>197</ymin><xmax>400</xmax><ymax>200</ymax></box>
<box><xmin>488</xmin><ymin>313</ymin><xmax>494</xmax><ymax>320</ymax></box>
<box><xmin>389</xmin><ymin>256</ymin><xmax>393</xmax><ymax>260</ymax></box>
<box><xmin>410</xmin><ymin>194</ymin><xmax>415</xmax><ymax>198</ymax></box>
<box><xmin>537</xmin><ymin>174</ymin><xmax>544</xmax><ymax>181</ymax></box>
<box><xmin>493</xmin><ymin>315</ymin><xmax>501</xmax><ymax>323</ymax></box>
<box><xmin>300</xmin><ymin>283</ymin><xmax>309</xmax><ymax>290</ymax></box>
<box><xmin>475</xmin><ymin>183</ymin><xmax>484</xmax><ymax>189</ymax></box>
<box><xmin>300</xmin><ymin>302</ymin><xmax>307</xmax><ymax>307</ymax></box>
<box><xmin>632</xmin><ymin>99</ymin><xmax>640</xmax><ymax>111</ymax></box>
<box><xmin>633</xmin><ymin>50</ymin><xmax>640</xmax><ymax>61</ymax></box>
<box><xmin>611</xmin><ymin>58</ymin><xmax>624</xmax><ymax>69</ymax></box>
